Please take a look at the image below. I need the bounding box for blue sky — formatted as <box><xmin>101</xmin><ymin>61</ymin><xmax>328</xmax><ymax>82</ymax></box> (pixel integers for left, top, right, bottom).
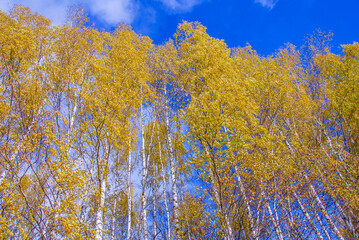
<box><xmin>1</xmin><ymin>0</ymin><xmax>358</xmax><ymax>55</ymax></box>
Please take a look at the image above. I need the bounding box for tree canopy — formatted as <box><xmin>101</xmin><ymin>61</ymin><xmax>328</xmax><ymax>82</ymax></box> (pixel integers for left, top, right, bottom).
<box><xmin>1</xmin><ymin>5</ymin><xmax>358</xmax><ymax>239</ymax></box>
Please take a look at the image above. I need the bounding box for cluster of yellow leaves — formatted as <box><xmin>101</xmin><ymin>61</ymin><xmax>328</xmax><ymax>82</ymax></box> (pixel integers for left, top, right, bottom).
<box><xmin>2</xmin><ymin>5</ymin><xmax>359</xmax><ymax>239</ymax></box>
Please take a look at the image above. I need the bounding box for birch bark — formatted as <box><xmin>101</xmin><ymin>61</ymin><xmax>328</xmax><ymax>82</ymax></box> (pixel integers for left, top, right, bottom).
<box><xmin>95</xmin><ymin>178</ymin><xmax>106</xmax><ymax>240</ymax></box>
<box><xmin>127</xmin><ymin>138</ymin><xmax>132</xmax><ymax>240</ymax></box>
<box><xmin>140</xmin><ymin>105</ymin><xmax>149</xmax><ymax>240</ymax></box>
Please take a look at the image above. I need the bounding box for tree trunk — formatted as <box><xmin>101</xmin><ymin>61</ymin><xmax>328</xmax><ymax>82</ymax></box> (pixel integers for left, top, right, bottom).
<box><xmin>235</xmin><ymin>166</ymin><xmax>257</xmax><ymax>239</ymax></box>
<box><xmin>205</xmin><ymin>146</ymin><xmax>234</xmax><ymax>240</ymax></box>
<box><xmin>165</xmin><ymin>104</ymin><xmax>179</xmax><ymax>235</ymax></box>
<box><xmin>267</xmin><ymin>203</ymin><xmax>284</xmax><ymax>240</ymax></box>
<box><xmin>305</xmin><ymin>175</ymin><xmax>344</xmax><ymax>240</ymax></box>
<box><xmin>293</xmin><ymin>191</ymin><xmax>324</xmax><ymax>240</ymax></box>
<box><xmin>159</xmin><ymin>130</ymin><xmax>171</xmax><ymax>240</ymax></box>
<box><xmin>127</xmin><ymin>138</ymin><xmax>132</xmax><ymax>240</ymax></box>
<box><xmin>95</xmin><ymin>135</ymin><xmax>109</xmax><ymax>240</ymax></box>
<box><xmin>95</xmin><ymin>178</ymin><xmax>106</xmax><ymax>240</ymax></box>
<box><xmin>153</xmin><ymin>190</ymin><xmax>158</xmax><ymax>240</ymax></box>
<box><xmin>140</xmin><ymin>105</ymin><xmax>148</xmax><ymax>240</ymax></box>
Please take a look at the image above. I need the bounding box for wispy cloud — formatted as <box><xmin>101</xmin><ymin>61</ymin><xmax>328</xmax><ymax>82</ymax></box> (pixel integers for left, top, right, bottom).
<box><xmin>1</xmin><ymin>0</ymin><xmax>138</xmax><ymax>25</ymax></box>
<box><xmin>254</xmin><ymin>0</ymin><xmax>279</xmax><ymax>9</ymax></box>
<box><xmin>158</xmin><ymin>0</ymin><xmax>205</xmax><ymax>13</ymax></box>
<box><xmin>0</xmin><ymin>0</ymin><xmax>207</xmax><ymax>26</ymax></box>
<box><xmin>88</xmin><ymin>0</ymin><xmax>138</xmax><ymax>25</ymax></box>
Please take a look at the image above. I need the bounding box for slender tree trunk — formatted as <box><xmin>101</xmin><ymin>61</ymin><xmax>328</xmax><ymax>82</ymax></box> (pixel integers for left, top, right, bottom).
<box><xmin>95</xmin><ymin>135</ymin><xmax>109</xmax><ymax>240</ymax></box>
<box><xmin>127</xmin><ymin>138</ymin><xmax>132</xmax><ymax>240</ymax></box>
<box><xmin>140</xmin><ymin>105</ymin><xmax>149</xmax><ymax>240</ymax></box>
<box><xmin>267</xmin><ymin>203</ymin><xmax>284</xmax><ymax>240</ymax></box>
<box><xmin>68</xmin><ymin>96</ymin><xmax>78</xmax><ymax>150</ymax></box>
<box><xmin>235</xmin><ymin>166</ymin><xmax>257</xmax><ymax>239</ymax></box>
<box><xmin>322</xmin><ymin>128</ymin><xmax>358</xmax><ymax>238</ymax></box>
<box><xmin>165</xmin><ymin>103</ymin><xmax>180</xmax><ymax>237</ymax></box>
<box><xmin>274</xmin><ymin>196</ymin><xmax>284</xmax><ymax>240</ymax></box>
<box><xmin>224</xmin><ymin>127</ymin><xmax>255</xmax><ymax>239</ymax></box>
<box><xmin>95</xmin><ymin>178</ymin><xmax>106</xmax><ymax>240</ymax></box>
<box><xmin>164</xmin><ymin>190</ymin><xmax>171</xmax><ymax>240</ymax></box>
<box><xmin>0</xmin><ymin>168</ymin><xmax>7</xmax><ymax>187</ymax></box>
<box><xmin>293</xmin><ymin>191</ymin><xmax>324</xmax><ymax>240</ymax></box>
<box><xmin>334</xmin><ymin>199</ymin><xmax>358</xmax><ymax>239</ymax></box>
<box><xmin>310</xmin><ymin>198</ymin><xmax>332</xmax><ymax>240</ymax></box>
<box><xmin>205</xmin><ymin>146</ymin><xmax>233</xmax><ymax>240</ymax></box>
<box><xmin>305</xmin><ymin>175</ymin><xmax>344</xmax><ymax>240</ymax></box>
<box><xmin>286</xmin><ymin>198</ymin><xmax>296</xmax><ymax>238</ymax></box>
<box><xmin>284</xmin><ymin>136</ymin><xmax>343</xmax><ymax>240</ymax></box>
<box><xmin>213</xmin><ymin>177</ymin><xmax>233</xmax><ymax>240</ymax></box>
<box><xmin>153</xmin><ymin>190</ymin><xmax>158</xmax><ymax>240</ymax></box>
<box><xmin>159</xmin><ymin>130</ymin><xmax>171</xmax><ymax>240</ymax></box>
<box><xmin>224</xmin><ymin>211</ymin><xmax>234</xmax><ymax>240</ymax></box>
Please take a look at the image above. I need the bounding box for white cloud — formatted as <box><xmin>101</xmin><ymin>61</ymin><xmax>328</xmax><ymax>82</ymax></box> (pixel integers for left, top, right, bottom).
<box><xmin>158</xmin><ymin>0</ymin><xmax>205</xmax><ymax>13</ymax></box>
<box><xmin>0</xmin><ymin>0</ymin><xmax>138</xmax><ymax>25</ymax></box>
<box><xmin>0</xmin><ymin>0</ymin><xmax>206</xmax><ymax>26</ymax></box>
<box><xmin>254</xmin><ymin>0</ymin><xmax>279</xmax><ymax>9</ymax></box>
<box><xmin>89</xmin><ymin>0</ymin><xmax>137</xmax><ymax>25</ymax></box>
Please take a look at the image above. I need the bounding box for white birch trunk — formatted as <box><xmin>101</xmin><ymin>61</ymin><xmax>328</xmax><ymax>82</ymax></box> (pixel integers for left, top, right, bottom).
<box><xmin>165</xmin><ymin>103</ymin><xmax>180</xmax><ymax>236</ymax></box>
<box><xmin>273</xmin><ymin>197</ymin><xmax>284</xmax><ymax>240</ymax></box>
<box><xmin>224</xmin><ymin>212</ymin><xmax>234</xmax><ymax>240</ymax></box>
<box><xmin>284</xmin><ymin>136</ymin><xmax>343</xmax><ymax>240</ymax></box>
<box><xmin>205</xmin><ymin>147</ymin><xmax>233</xmax><ymax>240</ymax></box>
<box><xmin>140</xmin><ymin>105</ymin><xmax>148</xmax><ymax>240</ymax></box>
<box><xmin>306</xmin><ymin>176</ymin><xmax>344</xmax><ymax>240</ymax></box>
<box><xmin>95</xmin><ymin>178</ymin><xmax>106</xmax><ymax>240</ymax></box>
<box><xmin>153</xmin><ymin>192</ymin><xmax>158</xmax><ymax>240</ymax></box>
<box><xmin>223</xmin><ymin>127</ymin><xmax>254</xmax><ymax>239</ymax></box>
<box><xmin>95</xmin><ymin>135</ymin><xmax>109</xmax><ymax>240</ymax></box>
<box><xmin>0</xmin><ymin>168</ymin><xmax>6</xmax><ymax>187</ymax></box>
<box><xmin>166</xmin><ymin>118</ymin><xmax>179</xmax><ymax>207</ymax></box>
<box><xmin>322</xmin><ymin>129</ymin><xmax>358</xmax><ymax>238</ymax></box>
<box><xmin>68</xmin><ymin>96</ymin><xmax>78</xmax><ymax>152</ymax></box>
<box><xmin>164</xmin><ymin>87</ymin><xmax>179</xmax><ymax>229</ymax></box>
<box><xmin>311</xmin><ymin>199</ymin><xmax>332</xmax><ymax>240</ymax></box>
<box><xmin>235</xmin><ymin>166</ymin><xmax>257</xmax><ymax>239</ymax></box>
<box><xmin>334</xmin><ymin>199</ymin><xmax>357</xmax><ymax>238</ymax></box>
<box><xmin>293</xmin><ymin>191</ymin><xmax>324</xmax><ymax>240</ymax></box>
<box><xmin>127</xmin><ymin>138</ymin><xmax>132</xmax><ymax>240</ymax></box>
<box><xmin>212</xmin><ymin>177</ymin><xmax>233</xmax><ymax>240</ymax></box>
<box><xmin>286</xmin><ymin>198</ymin><xmax>296</xmax><ymax>237</ymax></box>
<box><xmin>159</xmin><ymin>131</ymin><xmax>171</xmax><ymax>240</ymax></box>
<box><xmin>164</xmin><ymin>191</ymin><xmax>171</xmax><ymax>240</ymax></box>
<box><xmin>267</xmin><ymin>203</ymin><xmax>284</xmax><ymax>240</ymax></box>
